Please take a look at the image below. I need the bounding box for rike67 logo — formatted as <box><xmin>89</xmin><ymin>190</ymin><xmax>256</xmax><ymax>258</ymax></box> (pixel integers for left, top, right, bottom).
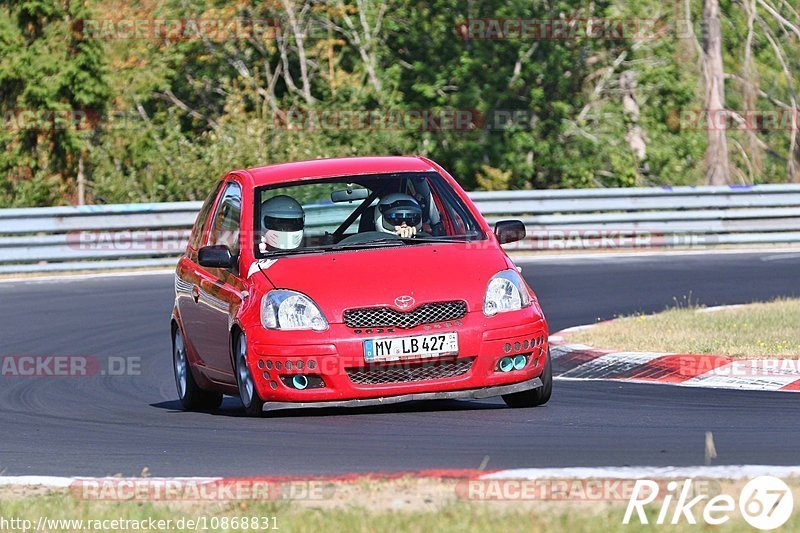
<box><xmin>624</xmin><ymin>476</ymin><xmax>793</xmax><ymax>530</ymax></box>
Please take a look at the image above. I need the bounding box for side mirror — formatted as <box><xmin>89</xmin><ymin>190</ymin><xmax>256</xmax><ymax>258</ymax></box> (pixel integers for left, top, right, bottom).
<box><xmin>494</xmin><ymin>220</ymin><xmax>526</xmax><ymax>245</ymax></box>
<box><xmin>198</xmin><ymin>245</ymin><xmax>234</xmax><ymax>269</ymax></box>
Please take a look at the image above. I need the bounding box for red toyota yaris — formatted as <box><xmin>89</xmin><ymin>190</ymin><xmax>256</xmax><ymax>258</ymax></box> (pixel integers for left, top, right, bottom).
<box><xmin>171</xmin><ymin>156</ymin><xmax>551</xmax><ymax>416</ymax></box>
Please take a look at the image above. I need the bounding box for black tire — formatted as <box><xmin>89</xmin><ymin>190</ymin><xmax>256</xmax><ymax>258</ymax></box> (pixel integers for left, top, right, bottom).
<box><xmin>234</xmin><ymin>332</ymin><xmax>265</xmax><ymax>417</ymax></box>
<box><xmin>173</xmin><ymin>327</ymin><xmax>223</xmax><ymax>410</ymax></box>
<box><xmin>502</xmin><ymin>348</ymin><xmax>553</xmax><ymax>408</ymax></box>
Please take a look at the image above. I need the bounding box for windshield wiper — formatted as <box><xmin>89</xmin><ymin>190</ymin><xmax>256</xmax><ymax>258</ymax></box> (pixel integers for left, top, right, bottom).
<box><xmin>260</xmin><ymin>247</ymin><xmax>329</xmax><ymax>258</ymax></box>
<box><xmin>397</xmin><ymin>236</ymin><xmax>475</xmax><ymax>244</ymax></box>
<box><xmin>338</xmin><ymin>236</ymin><xmax>475</xmax><ymax>247</ymax></box>
<box><xmin>332</xmin><ymin>238</ymin><xmax>407</xmax><ymax>250</ymax></box>
<box><xmin>259</xmin><ymin>235</ymin><xmax>477</xmax><ymax>258</ymax></box>
<box><xmin>260</xmin><ymin>238</ymin><xmax>405</xmax><ymax>257</ymax></box>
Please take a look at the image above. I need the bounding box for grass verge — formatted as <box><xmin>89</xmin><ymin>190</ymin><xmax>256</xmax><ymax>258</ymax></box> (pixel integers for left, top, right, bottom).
<box><xmin>1</xmin><ymin>477</ymin><xmax>799</xmax><ymax>532</ymax></box>
<box><xmin>567</xmin><ymin>298</ymin><xmax>800</xmax><ymax>357</ymax></box>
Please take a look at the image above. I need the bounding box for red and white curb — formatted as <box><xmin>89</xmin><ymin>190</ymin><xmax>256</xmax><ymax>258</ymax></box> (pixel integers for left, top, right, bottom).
<box><xmin>0</xmin><ymin>470</ymin><xmax>487</xmax><ymax>490</ymax></box>
<box><xmin>550</xmin><ymin>322</ymin><xmax>800</xmax><ymax>392</ymax></box>
<box><xmin>481</xmin><ymin>465</ymin><xmax>800</xmax><ymax>480</ymax></box>
<box><xmin>2</xmin><ymin>465</ymin><xmax>800</xmax><ymax>488</ymax></box>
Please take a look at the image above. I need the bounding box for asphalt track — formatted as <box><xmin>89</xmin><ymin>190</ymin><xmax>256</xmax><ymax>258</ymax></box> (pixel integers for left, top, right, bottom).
<box><xmin>0</xmin><ymin>251</ymin><xmax>799</xmax><ymax>477</ymax></box>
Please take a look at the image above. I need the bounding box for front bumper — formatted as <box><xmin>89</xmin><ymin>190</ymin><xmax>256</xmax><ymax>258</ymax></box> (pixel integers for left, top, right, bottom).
<box><xmin>262</xmin><ymin>377</ymin><xmax>543</xmax><ymax>411</ymax></box>
<box><xmin>248</xmin><ymin>309</ymin><xmax>548</xmax><ymax>403</ymax></box>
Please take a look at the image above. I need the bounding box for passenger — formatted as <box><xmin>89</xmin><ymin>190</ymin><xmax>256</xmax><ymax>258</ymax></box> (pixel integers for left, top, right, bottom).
<box><xmin>259</xmin><ymin>195</ymin><xmax>305</xmax><ymax>252</ymax></box>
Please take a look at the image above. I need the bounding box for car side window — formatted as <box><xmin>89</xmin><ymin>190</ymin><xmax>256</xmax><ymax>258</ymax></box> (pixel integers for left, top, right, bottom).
<box><xmin>207</xmin><ymin>181</ymin><xmax>242</xmax><ymax>267</ymax></box>
<box><xmin>188</xmin><ymin>181</ymin><xmax>223</xmax><ymax>251</ymax></box>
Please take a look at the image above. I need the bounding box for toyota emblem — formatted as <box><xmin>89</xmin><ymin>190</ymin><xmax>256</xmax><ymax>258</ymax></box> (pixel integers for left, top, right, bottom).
<box><xmin>394</xmin><ymin>295</ymin><xmax>415</xmax><ymax>310</ymax></box>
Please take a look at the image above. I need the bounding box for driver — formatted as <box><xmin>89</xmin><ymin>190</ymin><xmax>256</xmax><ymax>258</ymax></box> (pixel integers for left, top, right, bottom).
<box><xmin>374</xmin><ymin>193</ymin><xmax>423</xmax><ymax>238</ymax></box>
<box><xmin>259</xmin><ymin>195</ymin><xmax>305</xmax><ymax>252</ymax></box>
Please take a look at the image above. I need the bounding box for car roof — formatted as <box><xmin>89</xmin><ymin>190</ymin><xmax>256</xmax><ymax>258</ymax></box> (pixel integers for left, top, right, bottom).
<box><xmin>238</xmin><ymin>156</ymin><xmax>437</xmax><ymax>187</ymax></box>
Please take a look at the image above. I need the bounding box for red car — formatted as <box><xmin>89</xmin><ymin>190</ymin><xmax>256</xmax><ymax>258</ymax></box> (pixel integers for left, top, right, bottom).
<box><xmin>171</xmin><ymin>156</ymin><xmax>551</xmax><ymax>416</ymax></box>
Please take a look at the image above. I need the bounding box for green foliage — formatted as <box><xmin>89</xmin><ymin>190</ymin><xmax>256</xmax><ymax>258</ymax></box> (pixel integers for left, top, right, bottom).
<box><xmin>0</xmin><ymin>0</ymin><xmax>110</xmax><ymax>206</ymax></box>
<box><xmin>475</xmin><ymin>165</ymin><xmax>512</xmax><ymax>191</ymax></box>
<box><xmin>0</xmin><ymin>0</ymin><xmax>798</xmax><ymax>206</ymax></box>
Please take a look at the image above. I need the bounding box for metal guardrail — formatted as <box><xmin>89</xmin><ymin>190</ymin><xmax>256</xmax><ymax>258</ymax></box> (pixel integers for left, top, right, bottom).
<box><xmin>1</xmin><ymin>184</ymin><xmax>799</xmax><ymax>273</ymax></box>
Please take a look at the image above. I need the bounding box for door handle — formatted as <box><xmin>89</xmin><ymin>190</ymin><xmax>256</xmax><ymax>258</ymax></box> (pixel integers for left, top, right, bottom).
<box><xmin>191</xmin><ymin>285</ymin><xmax>200</xmax><ymax>303</ymax></box>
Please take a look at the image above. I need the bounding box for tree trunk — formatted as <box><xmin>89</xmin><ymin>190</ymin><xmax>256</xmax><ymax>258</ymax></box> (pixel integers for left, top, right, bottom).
<box><xmin>702</xmin><ymin>0</ymin><xmax>730</xmax><ymax>185</ymax></box>
<box><xmin>793</xmin><ymin>136</ymin><xmax>800</xmax><ymax>183</ymax></box>
<box><xmin>77</xmin><ymin>152</ymin><xmax>85</xmax><ymax>206</ymax></box>
<box><xmin>281</xmin><ymin>0</ymin><xmax>315</xmax><ymax>106</ymax></box>
<box><xmin>620</xmin><ymin>70</ymin><xmax>648</xmax><ymax>184</ymax></box>
<box><xmin>741</xmin><ymin>0</ymin><xmax>761</xmax><ymax>181</ymax></box>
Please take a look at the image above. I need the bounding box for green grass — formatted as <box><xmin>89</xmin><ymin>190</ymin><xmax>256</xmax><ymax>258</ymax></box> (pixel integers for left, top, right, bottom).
<box><xmin>568</xmin><ymin>298</ymin><xmax>800</xmax><ymax>357</ymax></box>
<box><xmin>0</xmin><ymin>492</ymin><xmax>796</xmax><ymax>533</ymax></box>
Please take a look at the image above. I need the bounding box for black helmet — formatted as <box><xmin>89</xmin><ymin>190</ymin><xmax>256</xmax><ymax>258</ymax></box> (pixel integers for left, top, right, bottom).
<box><xmin>374</xmin><ymin>193</ymin><xmax>423</xmax><ymax>234</ymax></box>
<box><xmin>261</xmin><ymin>195</ymin><xmax>304</xmax><ymax>250</ymax></box>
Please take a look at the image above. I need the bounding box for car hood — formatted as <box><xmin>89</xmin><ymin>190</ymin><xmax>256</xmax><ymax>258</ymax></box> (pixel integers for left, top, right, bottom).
<box><xmin>255</xmin><ymin>244</ymin><xmax>507</xmax><ymax>323</ymax></box>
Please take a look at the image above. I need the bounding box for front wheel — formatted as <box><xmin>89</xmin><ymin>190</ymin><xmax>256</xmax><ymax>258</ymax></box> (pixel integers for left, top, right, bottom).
<box><xmin>235</xmin><ymin>332</ymin><xmax>265</xmax><ymax>416</ymax></box>
<box><xmin>502</xmin><ymin>348</ymin><xmax>553</xmax><ymax>408</ymax></box>
<box><xmin>173</xmin><ymin>327</ymin><xmax>223</xmax><ymax>410</ymax></box>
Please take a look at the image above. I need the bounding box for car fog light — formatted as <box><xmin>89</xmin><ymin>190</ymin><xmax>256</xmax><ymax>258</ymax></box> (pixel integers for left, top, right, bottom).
<box><xmin>498</xmin><ymin>357</ymin><xmax>514</xmax><ymax>372</ymax></box>
<box><xmin>513</xmin><ymin>354</ymin><xmax>527</xmax><ymax>370</ymax></box>
<box><xmin>292</xmin><ymin>375</ymin><xmax>309</xmax><ymax>390</ymax></box>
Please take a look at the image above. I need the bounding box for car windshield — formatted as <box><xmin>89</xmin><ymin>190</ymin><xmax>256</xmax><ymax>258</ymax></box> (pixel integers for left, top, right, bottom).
<box><xmin>254</xmin><ymin>171</ymin><xmax>485</xmax><ymax>258</ymax></box>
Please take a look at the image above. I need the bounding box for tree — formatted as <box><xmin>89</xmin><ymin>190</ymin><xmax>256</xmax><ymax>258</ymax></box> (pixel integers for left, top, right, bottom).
<box><xmin>0</xmin><ymin>0</ymin><xmax>109</xmax><ymax>205</ymax></box>
<box><xmin>701</xmin><ymin>0</ymin><xmax>730</xmax><ymax>185</ymax></box>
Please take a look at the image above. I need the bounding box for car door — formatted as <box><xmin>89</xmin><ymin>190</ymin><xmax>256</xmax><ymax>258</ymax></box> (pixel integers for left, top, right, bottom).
<box><xmin>176</xmin><ymin>181</ymin><xmax>223</xmax><ymax>369</ymax></box>
<box><xmin>192</xmin><ymin>181</ymin><xmax>246</xmax><ymax>382</ymax></box>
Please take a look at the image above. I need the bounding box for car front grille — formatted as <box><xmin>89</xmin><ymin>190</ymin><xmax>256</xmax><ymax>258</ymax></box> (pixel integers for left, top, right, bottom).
<box><xmin>343</xmin><ymin>300</ymin><xmax>467</xmax><ymax>329</ymax></box>
<box><xmin>346</xmin><ymin>358</ymin><xmax>474</xmax><ymax>386</ymax></box>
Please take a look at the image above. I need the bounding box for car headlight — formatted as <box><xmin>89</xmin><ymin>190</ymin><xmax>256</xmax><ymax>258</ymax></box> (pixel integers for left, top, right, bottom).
<box><xmin>261</xmin><ymin>290</ymin><xmax>328</xmax><ymax>331</ymax></box>
<box><xmin>483</xmin><ymin>270</ymin><xmax>532</xmax><ymax>316</ymax></box>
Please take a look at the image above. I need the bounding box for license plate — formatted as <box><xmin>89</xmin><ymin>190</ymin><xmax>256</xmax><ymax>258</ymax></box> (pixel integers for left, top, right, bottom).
<box><xmin>364</xmin><ymin>332</ymin><xmax>458</xmax><ymax>362</ymax></box>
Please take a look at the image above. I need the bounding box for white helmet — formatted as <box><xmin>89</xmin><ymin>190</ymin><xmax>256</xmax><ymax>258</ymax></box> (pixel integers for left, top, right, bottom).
<box><xmin>374</xmin><ymin>193</ymin><xmax>423</xmax><ymax>234</ymax></box>
<box><xmin>261</xmin><ymin>195</ymin><xmax>304</xmax><ymax>250</ymax></box>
